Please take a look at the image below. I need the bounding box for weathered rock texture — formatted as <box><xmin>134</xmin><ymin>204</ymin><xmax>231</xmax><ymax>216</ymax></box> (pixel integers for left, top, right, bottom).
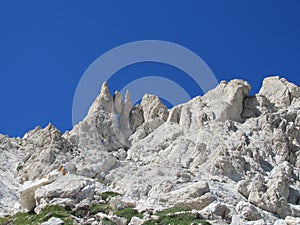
<box><xmin>1</xmin><ymin>76</ymin><xmax>300</xmax><ymax>224</ymax></box>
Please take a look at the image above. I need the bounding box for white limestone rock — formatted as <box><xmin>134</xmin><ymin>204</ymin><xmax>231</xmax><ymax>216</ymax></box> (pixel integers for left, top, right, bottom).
<box><xmin>200</xmin><ymin>201</ymin><xmax>236</xmax><ymax>220</ymax></box>
<box><xmin>41</xmin><ymin>217</ymin><xmax>64</xmax><ymax>225</ymax></box>
<box><xmin>174</xmin><ymin>193</ymin><xmax>217</xmax><ymax>210</ymax></box>
<box><xmin>259</xmin><ymin>76</ymin><xmax>300</xmax><ymax>108</ymax></box>
<box><xmin>140</xmin><ymin>94</ymin><xmax>168</xmax><ymax>123</ymax></box>
<box><xmin>119</xmin><ymin>90</ymin><xmax>133</xmax><ymax>139</ymax></box>
<box><xmin>241</xmin><ymin>94</ymin><xmax>275</xmax><ymax>118</ymax></box>
<box><xmin>236</xmin><ymin>201</ymin><xmax>261</xmax><ymax>221</ymax></box>
<box><xmin>19</xmin><ymin>124</ymin><xmax>75</xmax><ymax>182</ymax></box>
<box><xmin>88</xmin><ymin>82</ymin><xmax>113</xmax><ymax>115</ymax></box>
<box><xmin>202</xmin><ymin>79</ymin><xmax>250</xmax><ymax>122</ymax></box>
<box><xmin>113</xmin><ymin>91</ymin><xmax>123</xmax><ymax>114</ymax></box>
<box><xmin>129</xmin><ymin>105</ymin><xmax>144</xmax><ymax>132</ymax></box>
<box><xmin>285</xmin><ymin>216</ymin><xmax>300</xmax><ymax>225</ymax></box>
<box><xmin>35</xmin><ymin>174</ymin><xmax>95</xmax><ymax>209</ymax></box>
<box><xmin>109</xmin><ymin>196</ymin><xmax>136</xmax><ymax>210</ymax></box>
<box><xmin>129</xmin><ymin>216</ymin><xmax>144</xmax><ymax>225</ymax></box>
<box><xmin>2</xmin><ymin>76</ymin><xmax>300</xmax><ymax>225</ymax></box>
<box><xmin>20</xmin><ymin>177</ymin><xmax>55</xmax><ymax>211</ymax></box>
<box><xmin>0</xmin><ymin>135</ymin><xmax>23</xmax><ymax>216</ymax></box>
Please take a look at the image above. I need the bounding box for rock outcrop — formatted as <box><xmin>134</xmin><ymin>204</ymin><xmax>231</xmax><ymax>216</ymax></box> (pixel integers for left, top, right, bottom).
<box><xmin>1</xmin><ymin>76</ymin><xmax>300</xmax><ymax>225</ymax></box>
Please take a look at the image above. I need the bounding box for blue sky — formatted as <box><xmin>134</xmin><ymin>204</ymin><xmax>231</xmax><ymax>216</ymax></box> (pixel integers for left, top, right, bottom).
<box><xmin>0</xmin><ymin>1</ymin><xmax>300</xmax><ymax>137</ymax></box>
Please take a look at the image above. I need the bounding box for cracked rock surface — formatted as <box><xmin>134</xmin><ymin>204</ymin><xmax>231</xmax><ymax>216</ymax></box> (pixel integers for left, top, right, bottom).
<box><xmin>1</xmin><ymin>76</ymin><xmax>300</xmax><ymax>224</ymax></box>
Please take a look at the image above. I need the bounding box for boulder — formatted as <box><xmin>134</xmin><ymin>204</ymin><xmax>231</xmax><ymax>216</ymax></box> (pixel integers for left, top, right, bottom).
<box><xmin>109</xmin><ymin>196</ymin><xmax>136</xmax><ymax>210</ymax></box>
<box><xmin>200</xmin><ymin>201</ymin><xmax>235</xmax><ymax>220</ymax></box>
<box><xmin>20</xmin><ymin>177</ymin><xmax>55</xmax><ymax>211</ymax></box>
<box><xmin>140</xmin><ymin>94</ymin><xmax>169</xmax><ymax>122</ymax></box>
<box><xmin>202</xmin><ymin>79</ymin><xmax>250</xmax><ymax>122</ymax></box>
<box><xmin>259</xmin><ymin>76</ymin><xmax>300</xmax><ymax>108</ymax></box>
<box><xmin>165</xmin><ymin>181</ymin><xmax>210</xmax><ymax>203</ymax></box>
<box><xmin>175</xmin><ymin>193</ymin><xmax>217</xmax><ymax>210</ymax></box>
<box><xmin>236</xmin><ymin>201</ymin><xmax>261</xmax><ymax>221</ymax></box>
<box><xmin>129</xmin><ymin>216</ymin><xmax>144</xmax><ymax>225</ymax></box>
<box><xmin>285</xmin><ymin>216</ymin><xmax>300</xmax><ymax>225</ymax></box>
<box><xmin>35</xmin><ymin>174</ymin><xmax>94</xmax><ymax>208</ymax></box>
<box><xmin>41</xmin><ymin>217</ymin><xmax>64</xmax><ymax>225</ymax></box>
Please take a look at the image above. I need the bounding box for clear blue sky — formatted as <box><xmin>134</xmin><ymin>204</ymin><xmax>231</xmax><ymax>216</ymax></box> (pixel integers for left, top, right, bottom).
<box><xmin>0</xmin><ymin>1</ymin><xmax>300</xmax><ymax>137</ymax></box>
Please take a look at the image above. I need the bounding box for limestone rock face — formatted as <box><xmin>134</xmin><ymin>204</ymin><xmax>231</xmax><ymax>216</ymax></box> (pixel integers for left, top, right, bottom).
<box><xmin>19</xmin><ymin>124</ymin><xmax>75</xmax><ymax>182</ymax></box>
<box><xmin>88</xmin><ymin>82</ymin><xmax>113</xmax><ymax>114</ymax></box>
<box><xmin>259</xmin><ymin>76</ymin><xmax>300</xmax><ymax>108</ymax></box>
<box><xmin>241</xmin><ymin>94</ymin><xmax>275</xmax><ymax>119</ymax></box>
<box><xmin>20</xmin><ymin>177</ymin><xmax>56</xmax><ymax>211</ymax></box>
<box><xmin>236</xmin><ymin>201</ymin><xmax>261</xmax><ymax>221</ymax></box>
<box><xmin>1</xmin><ymin>76</ymin><xmax>300</xmax><ymax>225</ymax></box>
<box><xmin>202</xmin><ymin>79</ymin><xmax>250</xmax><ymax>122</ymax></box>
<box><xmin>140</xmin><ymin>94</ymin><xmax>169</xmax><ymax>123</ymax></box>
<box><xmin>0</xmin><ymin>135</ymin><xmax>24</xmax><ymax>216</ymax></box>
<box><xmin>119</xmin><ymin>90</ymin><xmax>133</xmax><ymax>139</ymax></box>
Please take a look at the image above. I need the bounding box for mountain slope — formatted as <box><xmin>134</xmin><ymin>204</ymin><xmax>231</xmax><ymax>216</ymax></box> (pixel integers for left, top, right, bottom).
<box><xmin>1</xmin><ymin>76</ymin><xmax>300</xmax><ymax>224</ymax></box>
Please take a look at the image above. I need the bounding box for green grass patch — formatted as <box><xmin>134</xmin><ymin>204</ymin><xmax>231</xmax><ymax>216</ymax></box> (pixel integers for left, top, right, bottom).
<box><xmin>100</xmin><ymin>191</ymin><xmax>121</xmax><ymax>201</ymax></box>
<box><xmin>113</xmin><ymin>207</ymin><xmax>143</xmax><ymax>224</ymax></box>
<box><xmin>0</xmin><ymin>205</ymin><xmax>74</xmax><ymax>225</ymax></box>
<box><xmin>101</xmin><ymin>217</ymin><xmax>117</xmax><ymax>225</ymax></box>
<box><xmin>90</xmin><ymin>203</ymin><xmax>113</xmax><ymax>215</ymax></box>
<box><xmin>143</xmin><ymin>212</ymin><xmax>211</xmax><ymax>225</ymax></box>
<box><xmin>0</xmin><ymin>217</ymin><xmax>9</xmax><ymax>224</ymax></box>
<box><xmin>72</xmin><ymin>203</ymin><xmax>112</xmax><ymax>218</ymax></box>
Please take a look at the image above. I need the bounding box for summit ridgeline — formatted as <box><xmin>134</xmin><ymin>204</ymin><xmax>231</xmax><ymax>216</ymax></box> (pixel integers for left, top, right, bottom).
<box><xmin>1</xmin><ymin>76</ymin><xmax>300</xmax><ymax>225</ymax></box>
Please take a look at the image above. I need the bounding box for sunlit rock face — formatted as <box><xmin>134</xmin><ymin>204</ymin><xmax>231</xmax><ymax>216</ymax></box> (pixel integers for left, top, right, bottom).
<box><xmin>1</xmin><ymin>76</ymin><xmax>300</xmax><ymax>224</ymax></box>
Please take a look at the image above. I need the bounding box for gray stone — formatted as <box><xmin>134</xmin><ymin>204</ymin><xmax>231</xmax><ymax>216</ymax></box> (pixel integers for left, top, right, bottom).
<box><xmin>41</xmin><ymin>217</ymin><xmax>64</xmax><ymax>225</ymax></box>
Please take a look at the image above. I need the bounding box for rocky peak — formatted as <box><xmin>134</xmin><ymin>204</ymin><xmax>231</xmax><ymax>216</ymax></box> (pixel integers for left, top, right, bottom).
<box><xmin>2</xmin><ymin>76</ymin><xmax>300</xmax><ymax>225</ymax></box>
<box><xmin>259</xmin><ymin>76</ymin><xmax>300</xmax><ymax>108</ymax></box>
<box><xmin>140</xmin><ymin>94</ymin><xmax>169</xmax><ymax>122</ymax></box>
<box><xmin>202</xmin><ymin>79</ymin><xmax>251</xmax><ymax>122</ymax></box>
<box><xmin>88</xmin><ymin>81</ymin><xmax>113</xmax><ymax>115</ymax></box>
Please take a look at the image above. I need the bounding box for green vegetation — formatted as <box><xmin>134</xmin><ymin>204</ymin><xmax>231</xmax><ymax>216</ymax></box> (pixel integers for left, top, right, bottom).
<box><xmin>100</xmin><ymin>191</ymin><xmax>121</xmax><ymax>201</ymax></box>
<box><xmin>114</xmin><ymin>207</ymin><xmax>143</xmax><ymax>224</ymax></box>
<box><xmin>73</xmin><ymin>203</ymin><xmax>112</xmax><ymax>218</ymax></box>
<box><xmin>17</xmin><ymin>165</ymin><xmax>23</xmax><ymax>172</ymax></box>
<box><xmin>0</xmin><ymin>202</ymin><xmax>211</xmax><ymax>225</ymax></box>
<box><xmin>142</xmin><ymin>206</ymin><xmax>211</xmax><ymax>225</ymax></box>
<box><xmin>90</xmin><ymin>203</ymin><xmax>112</xmax><ymax>215</ymax></box>
<box><xmin>0</xmin><ymin>217</ymin><xmax>9</xmax><ymax>224</ymax></box>
<box><xmin>143</xmin><ymin>212</ymin><xmax>211</xmax><ymax>225</ymax></box>
<box><xmin>0</xmin><ymin>205</ymin><xmax>73</xmax><ymax>225</ymax></box>
<box><xmin>102</xmin><ymin>217</ymin><xmax>117</xmax><ymax>225</ymax></box>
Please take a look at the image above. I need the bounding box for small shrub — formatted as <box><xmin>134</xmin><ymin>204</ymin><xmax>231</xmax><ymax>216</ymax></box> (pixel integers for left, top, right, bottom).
<box><xmin>90</xmin><ymin>203</ymin><xmax>112</xmax><ymax>215</ymax></box>
<box><xmin>102</xmin><ymin>217</ymin><xmax>117</xmax><ymax>225</ymax></box>
<box><xmin>17</xmin><ymin>165</ymin><xmax>23</xmax><ymax>172</ymax></box>
<box><xmin>73</xmin><ymin>209</ymin><xmax>87</xmax><ymax>218</ymax></box>
<box><xmin>100</xmin><ymin>191</ymin><xmax>121</xmax><ymax>201</ymax></box>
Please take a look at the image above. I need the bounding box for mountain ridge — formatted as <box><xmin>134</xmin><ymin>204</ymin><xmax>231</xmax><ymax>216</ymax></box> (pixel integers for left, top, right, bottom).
<box><xmin>1</xmin><ymin>76</ymin><xmax>300</xmax><ymax>225</ymax></box>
